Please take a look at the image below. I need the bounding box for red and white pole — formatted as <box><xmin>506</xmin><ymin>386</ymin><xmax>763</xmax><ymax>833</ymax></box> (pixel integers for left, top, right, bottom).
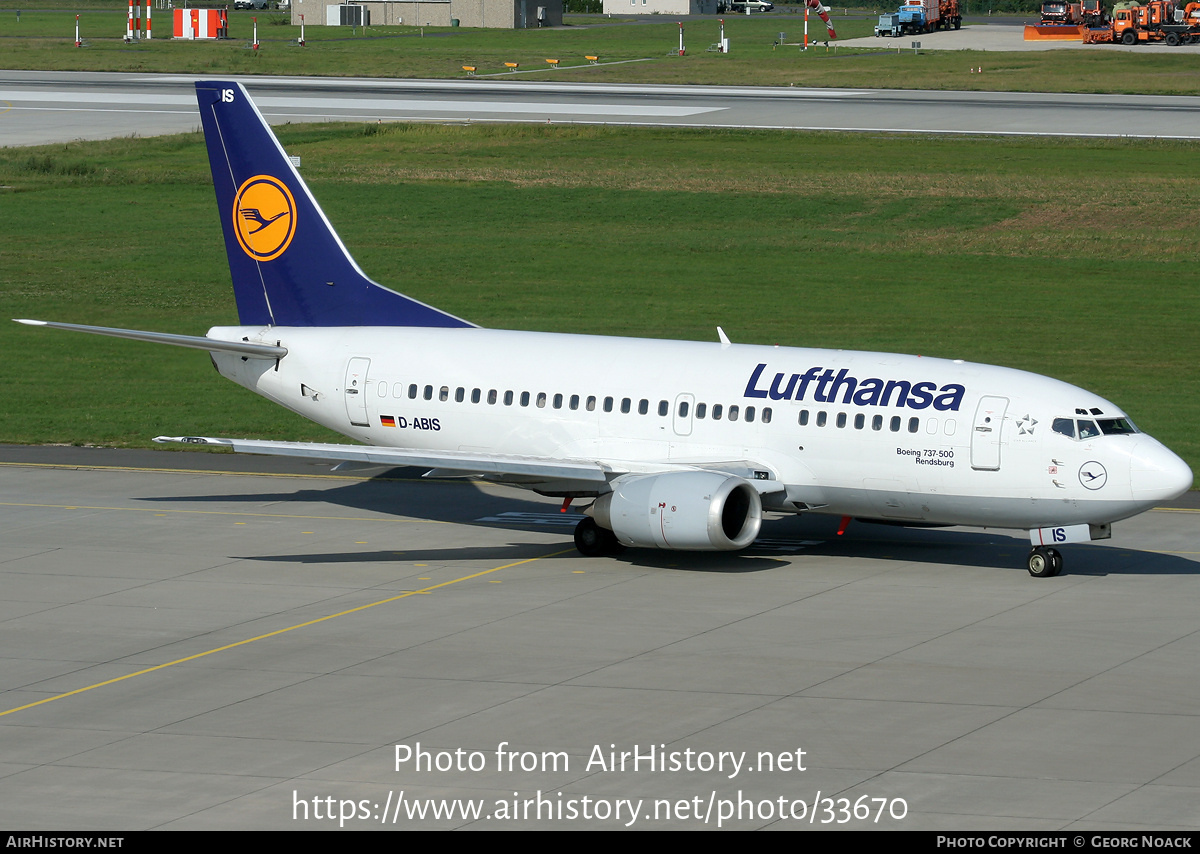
<box><xmin>126</xmin><ymin>0</ymin><xmax>133</xmax><ymax>41</ymax></box>
<box><xmin>299</xmin><ymin>14</ymin><xmax>305</xmax><ymax>46</ymax></box>
<box><xmin>134</xmin><ymin>0</ymin><xmax>141</xmax><ymax>40</ymax></box>
<box><xmin>804</xmin><ymin>3</ymin><xmax>809</xmax><ymax>49</ymax></box>
<box><xmin>146</xmin><ymin>1</ymin><xmax>151</xmax><ymax>40</ymax></box>
<box><xmin>253</xmin><ymin>16</ymin><xmax>259</xmax><ymax>50</ymax></box>
<box><xmin>75</xmin><ymin>14</ymin><xmax>81</xmax><ymax>47</ymax></box>
<box><xmin>678</xmin><ymin>21</ymin><xmax>685</xmax><ymax>55</ymax></box>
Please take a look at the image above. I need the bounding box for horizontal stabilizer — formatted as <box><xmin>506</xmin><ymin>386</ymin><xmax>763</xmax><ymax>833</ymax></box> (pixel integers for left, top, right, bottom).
<box><xmin>154</xmin><ymin>436</ymin><xmax>611</xmax><ymax>483</ymax></box>
<box><xmin>14</xmin><ymin>320</ymin><xmax>287</xmax><ymax>359</ymax></box>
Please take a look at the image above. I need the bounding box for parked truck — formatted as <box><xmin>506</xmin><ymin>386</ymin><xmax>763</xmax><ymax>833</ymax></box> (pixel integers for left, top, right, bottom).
<box><xmin>893</xmin><ymin>0</ymin><xmax>960</xmax><ymax>33</ymax></box>
<box><xmin>1040</xmin><ymin>0</ymin><xmax>1083</xmax><ymax>22</ymax></box>
<box><xmin>938</xmin><ymin>0</ymin><xmax>962</xmax><ymax>28</ymax></box>
<box><xmin>897</xmin><ymin>0</ymin><xmax>939</xmax><ymax>32</ymax></box>
<box><xmin>1080</xmin><ymin>0</ymin><xmax>1108</xmax><ymax>24</ymax></box>
<box><xmin>1083</xmin><ymin>0</ymin><xmax>1200</xmax><ymax>43</ymax></box>
<box><xmin>1028</xmin><ymin>0</ymin><xmax>1106</xmax><ymax>36</ymax></box>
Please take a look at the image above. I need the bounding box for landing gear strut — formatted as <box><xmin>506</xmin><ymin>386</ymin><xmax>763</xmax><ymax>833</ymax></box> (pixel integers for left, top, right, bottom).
<box><xmin>1027</xmin><ymin>546</ymin><xmax>1063</xmax><ymax>578</ymax></box>
<box><xmin>574</xmin><ymin>517</ymin><xmax>624</xmax><ymax>557</ymax></box>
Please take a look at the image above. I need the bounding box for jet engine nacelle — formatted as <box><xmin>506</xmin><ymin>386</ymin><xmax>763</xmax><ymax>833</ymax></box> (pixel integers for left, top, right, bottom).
<box><xmin>592</xmin><ymin>471</ymin><xmax>762</xmax><ymax>551</ymax></box>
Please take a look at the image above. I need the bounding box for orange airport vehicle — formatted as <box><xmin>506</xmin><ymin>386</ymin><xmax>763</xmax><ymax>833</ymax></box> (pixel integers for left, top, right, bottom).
<box><xmin>1082</xmin><ymin>0</ymin><xmax>1200</xmax><ymax>43</ymax></box>
<box><xmin>939</xmin><ymin>0</ymin><xmax>962</xmax><ymax>29</ymax></box>
<box><xmin>1025</xmin><ymin>0</ymin><xmax>1089</xmax><ymax>38</ymax></box>
<box><xmin>1081</xmin><ymin>0</ymin><xmax>1109</xmax><ymax>23</ymax></box>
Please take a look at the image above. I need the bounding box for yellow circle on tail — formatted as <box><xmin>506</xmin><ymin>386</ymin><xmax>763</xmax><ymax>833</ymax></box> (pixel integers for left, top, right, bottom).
<box><xmin>232</xmin><ymin>175</ymin><xmax>297</xmax><ymax>261</ymax></box>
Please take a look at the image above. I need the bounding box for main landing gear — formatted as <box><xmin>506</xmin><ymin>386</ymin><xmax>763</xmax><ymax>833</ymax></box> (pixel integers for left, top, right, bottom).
<box><xmin>1027</xmin><ymin>546</ymin><xmax>1063</xmax><ymax>578</ymax></box>
<box><xmin>573</xmin><ymin>517</ymin><xmax>624</xmax><ymax>557</ymax></box>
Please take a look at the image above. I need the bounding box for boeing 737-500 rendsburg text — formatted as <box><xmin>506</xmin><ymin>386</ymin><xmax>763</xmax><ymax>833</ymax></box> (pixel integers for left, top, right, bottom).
<box><xmin>17</xmin><ymin>82</ymin><xmax>1193</xmax><ymax>577</ymax></box>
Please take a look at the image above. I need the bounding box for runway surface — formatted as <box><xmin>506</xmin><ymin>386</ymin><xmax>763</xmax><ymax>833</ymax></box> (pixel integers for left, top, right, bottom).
<box><xmin>5</xmin><ymin>68</ymin><xmax>1200</xmax><ymax>145</ymax></box>
<box><xmin>1</xmin><ymin>444</ymin><xmax>1198</xmax><ymax>829</ymax></box>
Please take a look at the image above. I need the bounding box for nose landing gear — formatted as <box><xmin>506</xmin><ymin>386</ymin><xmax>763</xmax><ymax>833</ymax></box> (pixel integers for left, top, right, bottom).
<box><xmin>1027</xmin><ymin>546</ymin><xmax>1063</xmax><ymax>577</ymax></box>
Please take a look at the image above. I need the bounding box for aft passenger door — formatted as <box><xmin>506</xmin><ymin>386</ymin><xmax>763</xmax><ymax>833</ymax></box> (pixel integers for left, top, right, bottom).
<box><xmin>971</xmin><ymin>395</ymin><xmax>1008</xmax><ymax>471</ymax></box>
<box><xmin>344</xmin><ymin>357</ymin><xmax>371</xmax><ymax>427</ymax></box>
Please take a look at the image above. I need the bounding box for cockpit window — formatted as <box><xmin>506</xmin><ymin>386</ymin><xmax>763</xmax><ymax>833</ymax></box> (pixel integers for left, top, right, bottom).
<box><xmin>1098</xmin><ymin>418</ymin><xmax>1138</xmax><ymax>435</ymax></box>
<box><xmin>1054</xmin><ymin>416</ymin><xmax>1138</xmax><ymax>440</ymax></box>
<box><xmin>1052</xmin><ymin>418</ymin><xmax>1075</xmax><ymax>439</ymax></box>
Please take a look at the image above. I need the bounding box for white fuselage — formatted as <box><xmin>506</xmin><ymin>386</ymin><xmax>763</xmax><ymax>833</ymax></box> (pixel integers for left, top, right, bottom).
<box><xmin>210</xmin><ymin>325</ymin><xmax>1191</xmax><ymax>530</ymax></box>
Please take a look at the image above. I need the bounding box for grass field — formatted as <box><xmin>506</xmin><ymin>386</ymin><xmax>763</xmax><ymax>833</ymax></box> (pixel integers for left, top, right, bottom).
<box><xmin>0</xmin><ymin>123</ymin><xmax>1196</xmax><ymax>474</ymax></box>
<box><xmin>6</xmin><ymin>7</ymin><xmax>1200</xmax><ymax>93</ymax></box>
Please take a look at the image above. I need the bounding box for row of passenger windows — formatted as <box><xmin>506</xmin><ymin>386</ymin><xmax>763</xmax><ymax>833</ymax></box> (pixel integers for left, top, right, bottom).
<box><xmin>373</xmin><ymin>381</ymin><xmax>774</xmax><ymax>423</ymax></box>
<box><xmin>798</xmin><ymin>409</ymin><xmax>958</xmax><ymax>436</ymax></box>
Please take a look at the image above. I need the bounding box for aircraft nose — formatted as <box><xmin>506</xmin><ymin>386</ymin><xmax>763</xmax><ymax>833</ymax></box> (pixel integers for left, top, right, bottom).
<box><xmin>1130</xmin><ymin>439</ymin><xmax>1193</xmax><ymax>502</ymax></box>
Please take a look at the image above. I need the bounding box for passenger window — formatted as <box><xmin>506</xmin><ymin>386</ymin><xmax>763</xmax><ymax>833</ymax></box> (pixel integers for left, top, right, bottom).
<box><xmin>816</xmin><ymin>411</ymin><xmax>826</xmax><ymax>427</ymax></box>
<box><xmin>798</xmin><ymin>409</ymin><xmax>809</xmax><ymax>426</ymax></box>
<box><xmin>621</xmin><ymin>398</ymin><xmax>631</xmax><ymax>414</ymax></box>
<box><xmin>638</xmin><ymin>399</ymin><xmax>649</xmax><ymax>415</ymax></box>
<box><xmin>854</xmin><ymin>413</ymin><xmax>865</xmax><ymax>430</ymax></box>
<box><xmin>712</xmin><ymin>404</ymin><xmax>723</xmax><ymax>421</ymax></box>
<box><xmin>745</xmin><ymin>406</ymin><xmax>755</xmax><ymax>423</ymax></box>
<box><xmin>658</xmin><ymin>400</ymin><xmax>669</xmax><ymax>417</ymax></box>
<box><xmin>762</xmin><ymin>408</ymin><xmax>772</xmax><ymax>424</ymax></box>
<box><xmin>504</xmin><ymin>390</ymin><xmax>514</xmax><ymax>406</ymax></box>
<box><xmin>570</xmin><ymin>395</ymin><xmax>580</xmax><ymax>411</ymax></box>
<box><xmin>554</xmin><ymin>393</ymin><xmax>563</xmax><ymax>409</ymax></box>
<box><xmin>604</xmin><ymin>397</ymin><xmax>614</xmax><ymax>413</ymax></box>
<box><xmin>394</xmin><ymin>384</ymin><xmax>404</xmax><ymax>399</ymax></box>
<box><xmin>440</xmin><ymin>386</ymin><xmax>449</xmax><ymax>402</ymax></box>
<box><xmin>696</xmin><ymin>403</ymin><xmax>707</xmax><ymax>419</ymax></box>
<box><xmin>945</xmin><ymin>419</ymin><xmax>956</xmax><ymax>436</ymax></box>
<box><xmin>1052</xmin><ymin>418</ymin><xmax>1075</xmax><ymax>439</ymax></box>
<box><xmin>586</xmin><ymin>396</ymin><xmax>596</xmax><ymax>412</ymax></box>
<box><xmin>890</xmin><ymin>416</ymin><xmax>901</xmax><ymax>432</ymax></box>
<box><xmin>408</xmin><ymin>384</ymin><xmax>418</xmax><ymax>399</ymax></box>
<box><xmin>872</xmin><ymin>415</ymin><xmax>882</xmax><ymax>431</ymax></box>
<box><xmin>471</xmin><ymin>388</ymin><xmax>481</xmax><ymax>404</ymax></box>
<box><xmin>537</xmin><ymin>393</ymin><xmax>547</xmax><ymax>409</ymax></box>
<box><xmin>729</xmin><ymin>405</ymin><xmax>739</xmax><ymax>422</ymax></box>
<box><xmin>520</xmin><ymin>391</ymin><xmax>530</xmax><ymax>407</ymax></box>
<box><xmin>455</xmin><ymin>387</ymin><xmax>465</xmax><ymax>403</ymax></box>
<box><xmin>424</xmin><ymin>385</ymin><xmax>433</xmax><ymax>401</ymax></box>
<box><xmin>678</xmin><ymin>401</ymin><xmax>689</xmax><ymax>418</ymax></box>
<box><xmin>835</xmin><ymin>412</ymin><xmax>846</xmax><ymax>429</ymax></box>
<box><xmin>487</xmin><ymin>389</ymin><xmax>497</xmax><ymax>405</ymax></box>
<box><xmin>378</xmin><ymin>382</ymin><xmax>388</xmax><ymax>398</ymax></box>
<box><xmin>908</xmin><ymin>417</ymin><xmax>919</xmax><ymax>434</ymax></box>
<box><xmin>926</xmin><ymin>417</ymin><xmax>937</xmax><ymax>434</ymax></box>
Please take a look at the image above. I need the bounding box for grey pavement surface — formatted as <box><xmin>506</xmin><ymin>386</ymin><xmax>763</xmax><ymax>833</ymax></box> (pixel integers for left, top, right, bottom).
<box><xmin>6</xmin><ymin>61</ymin><xmax>1200</xmax><ymax>146</ymax></box>
<box><xmin>1</xmin><ymin>445</ymin><xmax>1198</xmax><ymax>829</ymax></box>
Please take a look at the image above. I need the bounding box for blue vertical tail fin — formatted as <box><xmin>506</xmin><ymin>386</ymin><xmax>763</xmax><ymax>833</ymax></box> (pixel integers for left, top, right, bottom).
<box><xmin>196</xmin><ymin>81</ymin><xmax>474</xmax><ymax>329</ymax></box>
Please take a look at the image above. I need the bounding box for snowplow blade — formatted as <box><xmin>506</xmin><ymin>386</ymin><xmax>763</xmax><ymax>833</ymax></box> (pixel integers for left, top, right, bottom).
<box><xmin>1023</xmin><ymin>24</ymin><xmax>1087</xmax><ymax>39</ymax></box>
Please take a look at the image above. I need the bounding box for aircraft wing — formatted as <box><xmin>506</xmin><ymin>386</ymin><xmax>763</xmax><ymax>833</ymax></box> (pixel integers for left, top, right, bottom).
<box><xmin>152</xmin><ymin>436</ymin><xmax>788</xmax><ymax>494</ymax></box>
<box><xmin>154</xmin><ymin>436</ymin><xmax>612</xmax><ymax>483</ymax></box>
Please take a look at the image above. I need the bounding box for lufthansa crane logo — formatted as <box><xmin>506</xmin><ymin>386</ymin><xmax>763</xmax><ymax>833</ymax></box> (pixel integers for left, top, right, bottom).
<box><xmin>1079</xmin><ymin>461</ymin><xmax>1108</xmax><ymax>490</ymax></box>
<box><xmin>232</xmin><ymin>175</ymin><xmax>296</xmax><ymax>261</ymax></box>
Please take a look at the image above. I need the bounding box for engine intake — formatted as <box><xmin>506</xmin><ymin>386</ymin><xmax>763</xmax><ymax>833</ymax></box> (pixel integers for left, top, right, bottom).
<box><xmin>591</xmin><ymin>471</ymin><xmax>762</xmax><ymax>551</ymax></box>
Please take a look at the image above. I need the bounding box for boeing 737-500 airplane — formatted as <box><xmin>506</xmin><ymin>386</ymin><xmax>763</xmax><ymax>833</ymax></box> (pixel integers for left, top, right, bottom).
<box><xmin>17</xmin><ymin>81</ymin><xmax>1193</xmax><ymax>577</ymax></box>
